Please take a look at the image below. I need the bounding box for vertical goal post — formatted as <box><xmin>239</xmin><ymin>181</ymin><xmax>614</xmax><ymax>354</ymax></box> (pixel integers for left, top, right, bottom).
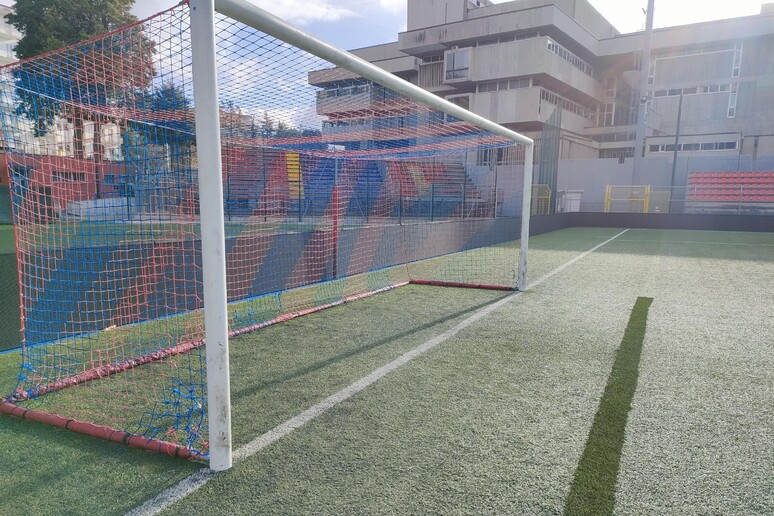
<box><xmin>190</xmin><ymin>0</ymin><xmax>232</xmax><ymax>472</ymax></box>
<box><xmin>0</xmin><ymin>0</ymin><xmax>534</xmax><ymax>472</ymax></box>
<box><xmin>197</xmin><ymin>0</ymin><xmax>534</xmax><ymax>470</ymax></box>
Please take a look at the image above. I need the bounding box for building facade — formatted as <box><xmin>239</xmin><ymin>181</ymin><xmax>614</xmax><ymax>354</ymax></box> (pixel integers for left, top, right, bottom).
<box><xmin>312</xmin><ymin>0</ymin><xmax>774</xmax><ymax>167</ymax></box>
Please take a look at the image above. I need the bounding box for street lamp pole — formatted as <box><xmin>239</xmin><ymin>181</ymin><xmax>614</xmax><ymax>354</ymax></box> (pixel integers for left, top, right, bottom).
<box><xmin>632</xmin><ymin>0</ymin><xmax>655</xmax><ymax>184</ymax></box>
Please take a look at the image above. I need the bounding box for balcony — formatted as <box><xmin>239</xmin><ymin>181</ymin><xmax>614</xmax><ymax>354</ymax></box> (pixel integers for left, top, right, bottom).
<box><xmin>471</xmin><ymin>87</ymin><xmax>541</xmax><ymax>125</ymax></box>
<box><xmin>470</xmin><ymin>38</ymin><xmax>600</xmax><ymax>100</ymax></box>
<box><xmin>315</xmin><ymin>85</ymin><xmax>374</xmax><ymax>116</ymax></box>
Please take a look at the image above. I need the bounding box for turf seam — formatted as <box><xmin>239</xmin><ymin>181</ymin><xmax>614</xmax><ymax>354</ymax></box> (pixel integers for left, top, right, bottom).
<box><xmin>126</xmin><ymin>229</ymin><xmax>630</xmax><ymax>516</ymax></box>
<box><xmin>563</xmin><ymin>296</ymin><xmax>654</xmax><ymax>516</ymax></box>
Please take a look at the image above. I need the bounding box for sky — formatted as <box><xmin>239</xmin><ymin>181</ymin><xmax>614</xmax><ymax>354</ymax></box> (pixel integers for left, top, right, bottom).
<box><xmin>125</xmin><ymin>0</ymin><xmax>771</xmax><ymax>50</ymax></box>
<box><xmin>0</xmin><ymin>1</ymin><xmax>769</xmax><ymax>49</ymax></box>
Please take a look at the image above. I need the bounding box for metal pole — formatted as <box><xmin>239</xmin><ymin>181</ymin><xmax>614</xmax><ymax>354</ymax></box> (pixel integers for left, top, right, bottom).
<box><xmin>461</xmin><ymin>179</ymin><xmax>466</xmax><ymax>219</ymax></box>
<box><xmin>190</xmin><ymin>0</ymin><xmax>232</xmax><ymax>472</ymax></box>
<box><xmin>297</xmin><ymin>160</ymin><xmax>302</xmax><ymax>223</ymax></box>
<box><xmin>430</xmin><ymin>183</ymin><xmax>435</xmax><ymax>222</ymax></box>
<box><xmin>332</xmin><ymin>158</ymin><xmax>340</xmax><ymax>278</ymax></box>
<box><xmin>365</xmin><ymin>167</ymin><xmax>370</xmax><ymax>222</ymax></box>
<box><xmin>670</xmin><ymin>91</ymin><xmax>683</xmax><ymax>191</ymax></box>
<box><xmin>492</xmin><ymin>162</ymin><xmax>499</xmax><ymax>218</ymax></box>
<box><xmin>632</xmin><ymin>0</ymin><xmax>656</xmax><ymax>183</ymax></box>
<box><xmin>398</xmin><ymin>179</ymin><xmax>403</xmax><ymax>226</ymax></box>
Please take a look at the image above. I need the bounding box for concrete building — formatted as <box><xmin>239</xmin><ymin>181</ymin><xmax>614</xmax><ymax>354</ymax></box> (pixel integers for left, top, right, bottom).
<box><xmin>0</xmin><ymin>5</ymin><xmax>19</xmax><ymax>67</ymax></box>
<box><xmin>312</xmin><ymin>0</ymin><xmax>774</xmax><ymax>167</ymax></box>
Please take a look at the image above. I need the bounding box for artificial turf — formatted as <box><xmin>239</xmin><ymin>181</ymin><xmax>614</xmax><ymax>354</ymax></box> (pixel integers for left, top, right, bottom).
<box><xmin>564</xmin><ymin>296</ymin><xmax>653</xmax><ymax>515</ymax></box>
<box><xmin>0</xmin><ymin>224</ymin><xmax>15</xmax><ymax>254</ymax></box>
<box><xmin>0</xmin><ymin>228</ymin><xmax>771</xmax><ymax>515</ymax></box>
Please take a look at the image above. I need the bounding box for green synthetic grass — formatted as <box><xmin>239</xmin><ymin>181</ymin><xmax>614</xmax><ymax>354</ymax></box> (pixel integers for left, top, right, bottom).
<box><xmin>0</xmin><ymin>228</ymin><xmax>772</xmax><ymax>515</ymax></box>
<box><xmin>0</xmin><ymin>350</ymin><xmax>203</xmax><ymax>515</ymax></box>
<box><xmin>565</xmin><ymin>296</ymin><xmax>653</xmax><ymax>516</ymax></box>
<box><xmin>0</xmin><ymin>224</ymin><xmax>15</xmax><ymax>254</ymax></box>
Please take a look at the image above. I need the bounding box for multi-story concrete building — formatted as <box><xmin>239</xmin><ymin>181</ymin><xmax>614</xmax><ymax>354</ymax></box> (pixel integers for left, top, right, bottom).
<box><xmin>311</xmin><ymin>0</ymin><xmax>774</xmax><ymax>168</ymax></box>
<box><xmin>0</xmin><ymin>5</ymin><xmax>19</xmax><ymax>67</ymax></box>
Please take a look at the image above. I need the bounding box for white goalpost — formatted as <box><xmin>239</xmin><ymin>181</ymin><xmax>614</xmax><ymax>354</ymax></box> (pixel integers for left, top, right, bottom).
<box><xmin>0</xmin><ymin>0</ymin><xmax>534</xmax><ymax>472</ymax></box>
<box><xmin>193</xmin><ymin>0</ymin><xmax>534</xmax><ymax>470</ymax></box>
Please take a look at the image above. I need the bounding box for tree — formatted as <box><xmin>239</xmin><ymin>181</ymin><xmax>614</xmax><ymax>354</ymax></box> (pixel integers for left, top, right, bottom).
<box><xmin>126</xmin><ymin>83</ymin><xmax>194</xmax><ymax>173</ymax></box>
<box><xmin>6</xmin><ymin>0</ymin><xmax>155</xmax><ymax>151</ymax></box>
<box><xmin>7</xmin><ymin>0</ymin><xmax>139</xmax><ymax>61</ymax></box>
<box><xmin>260</xmin><ymin>110</ymin><xmax>274</xmax><ymax>138</ymax></box>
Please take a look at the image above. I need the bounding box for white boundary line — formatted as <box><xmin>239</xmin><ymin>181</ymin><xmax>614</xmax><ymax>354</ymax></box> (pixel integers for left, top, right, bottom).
<box><xmin>127</xmin><ymin>229</ymin><xmax>629</xmax><ymax>516</ymax></box>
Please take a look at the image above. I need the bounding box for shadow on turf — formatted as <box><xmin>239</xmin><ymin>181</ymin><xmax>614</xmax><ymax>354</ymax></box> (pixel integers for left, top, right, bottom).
<box><xmin>231</xmin><ymin>293</ymin><xmax>510</xmax><ymax>402</ymax></box>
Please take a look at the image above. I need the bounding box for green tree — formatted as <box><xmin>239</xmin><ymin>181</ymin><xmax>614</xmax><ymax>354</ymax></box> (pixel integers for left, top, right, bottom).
<box><xmin>7</xmin><ymin>0</ymin><xmax>139</xmax><ymax>61</ymax></box>
<box><xmin>6</xmin><ymin>0</ymin><xmax>155</xmax><ymax>158</ymax></box>
<box><xmin>126</xmin><ymin>83</ymin><xmax>193</xmax><ymax>172</ymax></box>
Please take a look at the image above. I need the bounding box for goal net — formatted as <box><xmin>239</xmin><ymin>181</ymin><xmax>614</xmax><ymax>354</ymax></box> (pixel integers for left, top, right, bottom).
<box><xmin>0</xmin><ymin>0</ymin><xmax>532</xmax><ymax>464</ymax></box>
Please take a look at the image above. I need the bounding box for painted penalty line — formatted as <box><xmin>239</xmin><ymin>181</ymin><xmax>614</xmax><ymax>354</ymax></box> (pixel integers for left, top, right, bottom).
<box><xmin>128</xmin><ymin>229</ymin><xmax>629</xmax><ymax>516</ymax></box>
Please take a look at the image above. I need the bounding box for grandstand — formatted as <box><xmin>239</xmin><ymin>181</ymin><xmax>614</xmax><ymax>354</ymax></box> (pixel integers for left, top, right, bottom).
<box><xmin>687</xmin><ymin>171</ymin><xmax>774</xmax><ymax>213</ymax></box>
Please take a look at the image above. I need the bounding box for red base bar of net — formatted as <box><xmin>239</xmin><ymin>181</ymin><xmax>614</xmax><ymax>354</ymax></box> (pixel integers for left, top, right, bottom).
<box><xmin>4</xmin><ymin>281</ymin><xmax>410</xmax><ymax>458</ymax></box>
<box><xmin>409</xmin><ymin>279</ymin><xmax>517</xmax><ymax>291</ymax></box>
<box><xmin>0</xmin><ymin>401</ymin><xmax>198</xmax><ymax>459</ymax></box>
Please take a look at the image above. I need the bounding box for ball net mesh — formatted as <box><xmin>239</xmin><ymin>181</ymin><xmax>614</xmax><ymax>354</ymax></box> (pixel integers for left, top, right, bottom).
<box><xmin>0</xmin><ymin>1</ymin><xmax>527</xmax><ymax>457</ymax></box>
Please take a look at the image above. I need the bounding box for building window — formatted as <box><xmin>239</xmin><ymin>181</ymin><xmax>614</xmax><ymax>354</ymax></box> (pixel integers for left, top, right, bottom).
<box><xmin>514</xmin><ymin>31</ymin><xmax>539</xmax><ymax>41</ymax></box>
<box><xmin>477</xmin><ymin>77</ymin><xmax>531</xmax><ymax>93</ymax></box>
<box><xmin>728</xmin><ymin>82</ymin><xmax>737</xmax><ymax>118</ymax></box>
<box><xmin>654</xmin><ymin>43</ymin><xmax>735</xmax><ymax>60</ymax></box>
<box><xmin>447</xmin><ymin>95</ymin><xmax>470</xmax><ymax>111</ymax></box>
<box><xmin>478</xmin><ymin>82</ymin><xmax>497</xmax><ymax>93</ymax></box>
<box><xmin>600</xmin><ymin>148</ymin><xmax>634</xmax><ymax>160</ymax></box>
<box><xmin>546</xmin><ymin>38</ymin><xmax>595</xmax><ymax>77</ymax></box>
<box><xmin>650</xmin><ymin>141</ymin><xmax>738</xmax><ymax>152</ymax></box>
<box><xmin>652</xmin><ymin>83</ymin><xmax>734</xmax><ymax>98</ymax></box>
<box><xmin>648</xmin><ymin>56</ymin><xmax>655</xmax><ymax>85</ymax></box>
<box><xmin>732</xmin><ymin>43</ymin><xmax>742</xmax><ymax>78</ymax></box>
<box><xmin>445</xmin><ymin>49</ymin><xmax>470</xmax><ymax>80</ymax></box>
<box><xmin>592</xmin><ymin>132</ymin><xmax>636</xmax><ymax>143</ymax></box>
<box><xmin>604</xmin><ymin>78</ymin><xmax>616</xmax><ymax>98</ymax></box>
<box><xmin>477</xmin><ymin>147</ymin><xmax>524</xmax><ymax>166</ymax></box>
<box><xmin>52</xmin><ymin>170</ymin><xmax>86</xmax><ymax>182</ymax></box>
<box><xmin>539</xmin><ymin>89</ymin><xmax>596</xmax><ymax>120</ymax></box>
<box><xmin>599</xmin><ymin>102</ymin><xmax>615</xmax><ymax>127</ymax></box>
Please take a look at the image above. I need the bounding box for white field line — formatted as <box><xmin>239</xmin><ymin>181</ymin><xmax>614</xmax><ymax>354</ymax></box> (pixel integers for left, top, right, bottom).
<box><xmin>616</xmin><ymin>239</ymin><xmax>774</xmax><ymax>247</ymax></box>
<box><xmin>127</xmin><ymin>229</ymin><xmax>629</xmax><ymax>516</ymax></box>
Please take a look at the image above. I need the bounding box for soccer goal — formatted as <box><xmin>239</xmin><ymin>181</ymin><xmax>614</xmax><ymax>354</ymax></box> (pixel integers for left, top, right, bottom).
<box><xmin>0</xmin><ymin>0</ymin><xmax>533</xmax><ymax>470</ymax></box>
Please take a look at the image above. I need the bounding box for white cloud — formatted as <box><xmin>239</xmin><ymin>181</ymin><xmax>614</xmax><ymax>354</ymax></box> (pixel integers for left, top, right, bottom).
<box><xmin>379</xmin><ymin>0</ymin><xmax>406</xmax><ymax>13</ymax></box>
<box><xmin>134</xmin><ymin>0</ymin><xmax>359</xmax><ymax>26</ymax></box>
<box><xmin>249</xmin><ymin>0</ymin><xmax>357</xmax><ymax>25</ymax></box>
<box><xmin>133</xmin><ymin>0</ymin><xmax>178</xmax><ymax>20</ymax></box>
